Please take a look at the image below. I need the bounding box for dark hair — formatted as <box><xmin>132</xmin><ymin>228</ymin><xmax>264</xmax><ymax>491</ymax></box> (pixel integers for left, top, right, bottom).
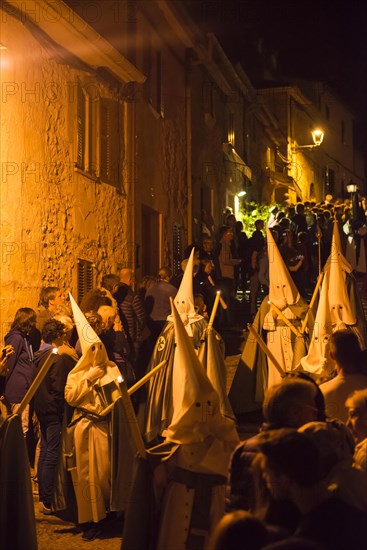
<box><xmin>330</xmin><ymin>329</ymin><xmax>362</xmax><ymax>372</ymax></box>
<box><xmin>260</xmin><ymin>431</ymin><xmax>324</xmax><ymax>487</ymax></box>
<box><xmin>39</xmin><ymin>287</ymin><xmax>60</xmax><ymax>308</ymax></box>
<box><xmin>101</xmin><ymin>274</ymin><xmax>120</xmax><ymax>292</ymax></box>
<box><xmin>263</xmin><ymin>378</ymin><xmax>320</xmax><ymax>428</ymax></box>
<box><xmin>208</xmin><ymin>511</ymin><xmax>269</xmax><ymax>550</ymax></box>
<box><xmin>11</xmin><ymin>307</ymin><xmax>37</xmax><ymax>335</ymax></box>
<box><xmin>41</xmin><ymin>319</ymin><xmax>65</xmax><ymax>344</ymax></box>
<box><xmin>282</xmin><ymin>372</ymin><xmax>326</xmax><ymax>421</ymax></box>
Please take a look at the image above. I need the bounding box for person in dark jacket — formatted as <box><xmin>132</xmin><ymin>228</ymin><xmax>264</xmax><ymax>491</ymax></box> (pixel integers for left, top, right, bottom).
<box><xmin>33</xmin><ymin>319</ymin><xmax>77</xmax><ymax>514</ymax></box>
<box><xmin>4</xmin><ymin>307</ymin><xmax>37</xmax><ymax>436</ymax></box>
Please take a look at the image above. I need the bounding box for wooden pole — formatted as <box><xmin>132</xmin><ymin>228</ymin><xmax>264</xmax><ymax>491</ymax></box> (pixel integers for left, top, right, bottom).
<box><xmin>208</xmin><ymin>276</ymin><xmax>228</xmax><ymax>309</ymax></box>
<box><xmin>16</xmin><ymin>348</ymin><xmax>58</xmax><ymax>417</ymax></box>
<box><xmin>207</xmin><ymin>292</ymin><xmax>221</xmax><ymax>330</ymax></box>
<box><xmin>118</xmin><ymin>382</ymin><xmax>147</xmax><ymax>458</ymax></box>
<box><xmin>248</xmin><ymin>323</ymin><xmax>285</xmax><ymax>377</ymax></box>
<box><xmin>300</xmin><ymin>271</ymin><xmax>324</xmax><ymax>334</ymax></box>
<box><xmin>127</xmin><ymin>359</ymin><xmax>167</xmax><ymax>396</ymax></box>
<box><xmin>269</xmin><ymin>301</ymin><xmax>302</xmax><ymax>338</ymax></box>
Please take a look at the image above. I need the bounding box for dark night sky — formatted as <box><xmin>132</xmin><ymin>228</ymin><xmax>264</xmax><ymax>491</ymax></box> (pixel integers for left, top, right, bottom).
<box><xmin>185</xmin><ymin>0</ymin><xmax>367</xmax><ymax>143</ymax></box>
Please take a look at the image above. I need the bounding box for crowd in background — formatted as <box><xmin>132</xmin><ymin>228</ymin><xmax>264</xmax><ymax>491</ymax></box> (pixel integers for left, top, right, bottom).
<box><xmin>1</xmin><ymin>192</ymin><xmax>367</xmax><ymax>546</ymax></box>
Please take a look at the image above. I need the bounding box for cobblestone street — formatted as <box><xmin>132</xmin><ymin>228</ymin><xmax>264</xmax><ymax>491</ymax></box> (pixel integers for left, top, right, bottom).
<box><xmin>35</xmin><ymin>496</ymin><xmax>122</xmax><ymax>549</ymax></box>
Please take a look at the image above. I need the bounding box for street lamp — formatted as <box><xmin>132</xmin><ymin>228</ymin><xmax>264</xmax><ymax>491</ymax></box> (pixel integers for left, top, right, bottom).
<box><xmin>346</xmin><ymin>181</ymin><xmax>358</xmax><ymax>194</ymax></box>
<box><xmin>292</xmin><ymin>129</ymin><xmax>325</xmax><ymax>152</ymax></box>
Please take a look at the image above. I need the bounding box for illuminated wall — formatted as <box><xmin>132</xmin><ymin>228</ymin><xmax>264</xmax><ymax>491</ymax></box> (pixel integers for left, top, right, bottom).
<box><xmin>0</xmin><ymin>7</ymin><xmax>130</xmax><ymax>328</ymax></box>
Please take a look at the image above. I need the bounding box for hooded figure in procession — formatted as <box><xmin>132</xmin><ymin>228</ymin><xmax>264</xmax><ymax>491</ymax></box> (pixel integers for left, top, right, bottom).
<box><xmin>300</xmin><ymin>221</ymin><xmax>367</xmax><ymax>377</ymax></box>
<box><xmin>142</xmin><ymin>248</ymin><xmax>229</xmax><ymax>443</ymax></box>
<box><xmin>63</xmin><ymin>294</ymin><xmax>135</xmax><ymax>536</ymax></box>
<box><xmin>122</xmin><ymin>299</ymin><xmax>239</xmax><ymax>550</ymax></box>
<box><xmin>229</xmin><ymin>227</ymin><xmax>311</xmax><ymax>413</ymax></box>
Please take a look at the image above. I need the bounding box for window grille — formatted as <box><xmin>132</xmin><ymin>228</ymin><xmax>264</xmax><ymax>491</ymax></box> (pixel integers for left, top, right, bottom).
<box><xmin>173</xmin><ymin>223</ymin><xmax>183</xmax><ymax>277</ymax></box>
<box><xmin>77</xmin><ymin>259</ymin><xmax>94</xmax><ymax>302</ymax></box>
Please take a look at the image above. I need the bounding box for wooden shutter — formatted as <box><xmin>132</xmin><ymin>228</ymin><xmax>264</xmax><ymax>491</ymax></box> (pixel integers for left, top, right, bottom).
<box><xmin>76</xmin><ymin>83</ymin><xmax>86</xmax><ymax>169</ymax></box>
<box><xmin>100</xmin><ymin>98</ymin><xmax>119</xmax><ymax>185</ymax></box>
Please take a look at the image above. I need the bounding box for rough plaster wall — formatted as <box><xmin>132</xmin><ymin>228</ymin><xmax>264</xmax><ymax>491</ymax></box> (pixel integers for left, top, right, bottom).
<box><xmin>160</xmin><ymin>116</ymin><xmax>187</xmax><ymax>265</ymax></box>
<box><xmin>0</xmin><ymin>12</ymin><xmax>128</xmax><ymax>335</ymax></box>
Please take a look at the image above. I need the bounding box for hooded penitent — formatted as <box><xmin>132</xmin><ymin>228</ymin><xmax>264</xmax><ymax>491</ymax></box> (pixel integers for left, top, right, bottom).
<box><xmin>198</xmin><ymin>327</ymin><xmax>235</xmax><ymax>420</ymax></box>
<box><xmin>267</xmin><ymin>226</ymin><xmax>300</xmax><ymax>310</ymax></box>
<box><xmin>263</xmin><ymin>227</ymin><xmax>308</xmax><ymax>387</ymax></box>
<box><xmin>300</xmin><ymin>222</ymin><xmax>366</xmax><ymax>376</ymax></box>
<box><xmin>143</xmin><ymin>249</ymin><xmax>208</xmax><ymax>443</ymax></box>
<box><xmin>163</xmin><ymin>298</ymin><xmax>239</xmax><ymax>448</ymax></box>
<box><xmin>153</xmin><ymin>300</ymin><xmax>239</xmax><ymax>550</ymax></box>
<box><xmin>67</xmin><ymin>293</ymin><xmax>122</xmax><ymax>406</ymax></box>
<box><xmin>64</xmin><ymin>294</ymin><xmax>128</xmax><ymax>524</ymax></box>
<box><xmin>167</xmin><ymin>248</ymin><xmax>202</xmax><ymax>335</ymax></box>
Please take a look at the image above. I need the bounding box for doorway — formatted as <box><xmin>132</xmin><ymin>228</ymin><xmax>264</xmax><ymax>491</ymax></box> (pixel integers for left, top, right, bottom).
<box><xmin>141</xmin><ymin>204</ymin><xmax>161</xmax><ymax>277</ymax></box>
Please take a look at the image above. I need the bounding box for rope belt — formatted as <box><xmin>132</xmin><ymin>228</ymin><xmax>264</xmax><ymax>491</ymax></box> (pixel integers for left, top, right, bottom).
<box><xmin>170</xmin><ymin>467</ymin><xmax>226</xmax><ymax>550</ymax></box>
<box><xmin>275</xmin><ymin>319</ymin><xmax>302</xmax><ymax>328</ymax></box>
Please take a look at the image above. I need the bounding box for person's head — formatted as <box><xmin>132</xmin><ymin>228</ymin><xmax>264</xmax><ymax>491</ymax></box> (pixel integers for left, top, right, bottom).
<box><xmin>260</xmin><ymin>430</ymin><xmax>324</xmax><ymax>501</ymax></box>
<box><xmin>101</xmin><ymin>274</ymin><xmax>120</xmax><ymax>294</ymax></box>
<box><xmin>158</xmin><ymin>266</ymin><xmax>172</xmax><ymax>282</ymax></box>
<box><xmin>39</xmin><ymin>286</ymin><xmax>64</xmax><ymax>311</ymax></box>
<box><xmin>97</xmin><ymin>305</ymin><xmax>116</xmax><ymax>331</ymax></box>
<box><xmin>52</xmin><ymin>314</ymin><xmax>74</xmax><ymax>342</ymax></box>
<box><xmin>84</xmin><ymin>311</ymin><xmax>103</xmax><ymax>335</ymax></box>
<box><xmin>299</xmin><ymin>420</ymin><xmax>355</xmax><ymax>475</ymax></box>
<box><xmin>194</xmin><ymin>293</ymin><xmax>207</xmax><ymax>316</ymax></box>
<box><xmin>207</xmin><ymin>511</ymin><xmax>269</xmax><ymax>550</ymax></box>
<box><xmin>346</xmin><ymin>389</ymin><xmax>367</xmax><ymax>444</ymax></box>
<box><xmin>41</xmin><ymin>319</ymin><xmax>66</xmax><ymax>346</ymax></box>
<box><xmin>226</xmin><ymin>213</ymin><xmax>237</xmax><ymax>227</ymax></box>
<box><xmin>295</xmin><ymin>203</ymin><xmax>305</xmax><ymax>215</ymax></box>
<box><xmin>263</xmin><ymin>378</ymin><xmax>320</xmax><ymax>429</ymax></box>
<box><xmin>282</xmin><ymin>372</ymin><xmax>326</xmax><ymax>421</ymax></box>
<box><xmin>330</xmin><ymin>329</ymin><xmax>362</xmax><ymax>373</ymax></box>
<box><xmin>201</xmin><ymin>236</ymin><xmax>215</xmax><ymax>253</ymax></box>
<box><xmin>119</xmin><ymin>267</ymin><xmax>134</xmax><ymax>287</ymax></box>
<box><xmin>235</xmin><ymin>220</ymin><xmax>244</xmax><ymax>233</ymax></box>
<box><xmin>218</xmin><ymin>225</ymin><xmax>234</xmax><ymax>242</ymax></box>
<box><xmin>254</xmin><ymin>219</ymin><xmax>264</xmax><ymax>231</ymax></box>
<box><xmin>11</xmin><ymin>307</ymin><xmax>37</xmax><ymax>335</ymax></box>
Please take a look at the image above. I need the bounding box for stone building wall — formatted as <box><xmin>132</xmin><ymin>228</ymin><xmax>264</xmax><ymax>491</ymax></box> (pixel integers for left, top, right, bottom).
<box><xmin>0</xmin><ymin>8</ymin><xmax>129</xmax><ymax>332</ymax></box>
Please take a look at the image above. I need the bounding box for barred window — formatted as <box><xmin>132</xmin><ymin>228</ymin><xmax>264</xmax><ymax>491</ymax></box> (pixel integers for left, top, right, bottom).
<box><xmin>77</xmin><ymin>259</ymin><xmax>94</xmax><ymax>303</ymax></box>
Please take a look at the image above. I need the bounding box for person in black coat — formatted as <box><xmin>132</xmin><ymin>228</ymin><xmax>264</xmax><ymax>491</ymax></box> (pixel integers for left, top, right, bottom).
<box><xmin>33</xmin><ymin>319</ymin><xmax>77</xmax><ymax>514</ymax></box>
<box><xmin>3</xmin><ymin>307</ymin><xmax>37</xmax><ymax>435</ymax></box>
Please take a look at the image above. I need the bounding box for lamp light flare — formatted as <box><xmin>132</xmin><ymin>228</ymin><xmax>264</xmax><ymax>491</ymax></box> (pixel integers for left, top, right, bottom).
<box><xmin>311</xmin><ymin>129</ymin><xmax>324</xmax><ymax>146</ymax></box>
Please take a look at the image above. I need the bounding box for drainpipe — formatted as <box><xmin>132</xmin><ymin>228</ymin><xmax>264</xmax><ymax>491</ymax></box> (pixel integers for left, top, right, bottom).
<box><xmin>186</xmin><ymin>50</ymin><xmax>192</xmax><ymax>245</ymax></box>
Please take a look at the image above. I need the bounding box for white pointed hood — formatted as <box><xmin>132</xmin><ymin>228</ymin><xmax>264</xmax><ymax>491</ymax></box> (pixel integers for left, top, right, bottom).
<box><xmin>167</xmin><ymin>248</ymin><xmax>202</xmax><ymax>330</ymax></box>
<box><xmin>300</xmin><ymin>271</ymin><xmax>334</xmax><ymax>374</ymax></box>
<box><xmin>325</xmin><ymin>221</ymin><xmax>352</xmax><ymax>275</ymax></box>
<box><xmin>267</xmin><ymin>227</ymin><xmax>300</xmax><ymax>309</ymax></box>
<box><xmin>198</xmin><ymin>329</ymin><xmax>235</xmax><ymax>420</ymax></box>
<box><xmin>300</xmin><ymin>225</ymin><xmax>356</xmax><ymax>375</ymax></box>
<box><xmin>163</xmin><ymin>299</ymin><xmax>238</xmax><ymax>446</ymax></box>
<box><xmin>68</xmin><ymin>292</ymin><xmax>118</xmax><ymax>384</ymax></box>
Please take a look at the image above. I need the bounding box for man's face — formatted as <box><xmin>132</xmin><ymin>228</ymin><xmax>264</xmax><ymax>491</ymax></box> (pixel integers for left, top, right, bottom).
<box><xmin>203</xmin><ymin>240</ymin><xmax>214</xmax><ymax>252</ymax></box>
<box><xmin>260</xmin><ymin>455</ymin><xmax>291</xmax><ymax>500</ymax></box>
<box><xmin>49</xmin><ymin>291</ymin><xmax>65</xmax><ymax>310</ymax></box>
<box><xmin>347</xmin><ymin>407</ymin><xmax>367</xmax><ymax>444</ymax></box>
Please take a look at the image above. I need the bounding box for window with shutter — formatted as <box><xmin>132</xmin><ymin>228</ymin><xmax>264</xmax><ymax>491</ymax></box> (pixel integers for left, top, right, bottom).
<box><xmin>76</xmin><ymin>83</ymin><xmax>86</xmax><ymax>170</ymax></box>
<box><xmin>77</xmin><ymin>259</ymin><xmax>94</xmax><ymax>302</ymax></box>
<box><xmin>99</xmin><ymin>98</ymin><xmax>120</xmax><ymax>186</ymax></box>
<box><xmin>173</xmin><ymin>223</ymin><xmax>183</xmax><ymax>277</ymax></box>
